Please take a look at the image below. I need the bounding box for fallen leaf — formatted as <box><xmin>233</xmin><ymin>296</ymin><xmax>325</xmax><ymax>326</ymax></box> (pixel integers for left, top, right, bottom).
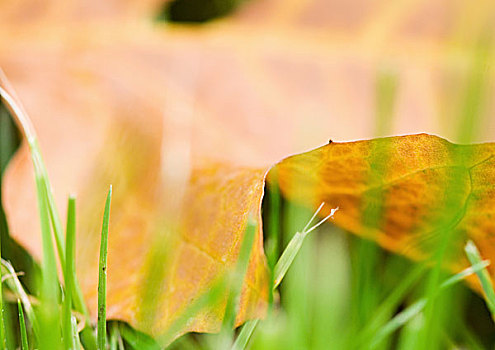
<box><xmin>1</xmin><ymin>0</ymin><xmax>495</xmax><ymax>341</ymax></box>
<box><xmin>270</xmin><ymin>134</ymin><xmax>495</xmax><ymax>286</ymax></box>
<box><xmin>1</xmin><ymin>84</ymin><xmax>271</xmax><ymax>337</ymax></box>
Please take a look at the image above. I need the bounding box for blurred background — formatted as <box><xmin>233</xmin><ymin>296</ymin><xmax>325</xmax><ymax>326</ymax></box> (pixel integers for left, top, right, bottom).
<box><xmin>0</xmin><ymin>0</ymin><xmax>494</xmax><ymax>163</ymax></box>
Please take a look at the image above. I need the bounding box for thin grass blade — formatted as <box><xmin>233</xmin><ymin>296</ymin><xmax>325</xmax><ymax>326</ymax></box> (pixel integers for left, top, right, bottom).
<box><xmin>465</xmin><ymin>240</ymin><xmax>495</xmax><ymax>318</ymax></box>
<box><xmin>354</xmin><ymin>263</ymin><xmax>428</xmax><ymax>346</ymax></box>
<box><xmin>35</xmin><ymin>174</ymin><xmax>62</xmax><ymax>350</ymax></box>
<box><xmin>273</xmin><ymin>231</ymin><xmax>305</xmax><ymax>289</ymax></box>
<box><xmin>17</xmin><ymin>300</ymin><xmax>28</xmax><ymax>350</ymax></box>
<box><xmin>232</xmin><ymin>319</ymin><xmax>259</xmax><ymax>350</ymax></box>
<box><xmin>233</xmin><ymin>205</ymin><xmax>337</xmax><ymax>349</ymax></box>
<box><xmin>273</xmin><ymin>205</ymin><xmax>337</xmax><ymax>289</ymax></box>
<box><xmin>119</xmin><ymin>323</ymin><xmax>160</xmax><ymax>350</ymax></box>
<box><xmin>63</xmin><ymin>196</ymin><xmax>77</xmax><ymax>350</ymax></box>
<box><xmin>71</xmin><ymin>315</ymin><xmax>82</xmax><ymax>350</ymax></box>
<box><xmin>369</xmin><ymin>260</ymin><xmax>490</xmax><ymax>349</ymax></box>
<box><xmin>0</xmin><ymin>260</ymin><xmax>38</xmax><ymax>335</ymax></box>
<box><xmin>0</xmin><ymin>224</ymin><xmax>4</xmax><ymax>349</ymax></box>
<box><xmin>0</xmin><ymin>85</ymin><xmax>96</xmax><ymax>349</ymax></box>
<box><xmin>97</xmin><ymin>186</ymin><xmax>112</xmax><ymax>350</ymax></box>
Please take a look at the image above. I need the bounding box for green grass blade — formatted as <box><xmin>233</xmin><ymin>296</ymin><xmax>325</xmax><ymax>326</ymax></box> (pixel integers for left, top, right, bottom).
<box><xmin>232</xmin><ymin>319</ymin><xmax>259</xmax><ymax>350</ymax></box>
<box><xmin>98</xmin><ymin>186</ymin><xmax>112</xmax><ymax>350</ymax></box>
<box><xmin>440</xmin><ymin>260</ymin><xmax>489</xmax><ymax>289</ymax></box>
<box><xmin>71</xmin><ymin>316</ymin><xmax>82</xmax><ymax>350</ymax></box>
<box><xmin>119</xmin><ymin>323</ymin><xmax>160</xmax><ymax>350</ymax></box>
<box><xmin>353</xmin><ymin>263</ymin><xmax>428</xmax><ymax>346</ymax></box>
<box><xmin>35</xmin><ymin>142</ymin><xmax>95</xmax><ymax>349</ymax></box>
<box><xmin>233</xmin><ymin>205</ymin><xmax>337</xmax><ymax>350</ymax></box>
<box><xmin>0</xmin><ymin>229</ymin><xmax>4</xmax><ymax>349</ymax></box>
<box><xmin>0</xmin><ymin>260</ymin><xmax>38</xmax><ymax>335</ymax></box>
<box><xmin>63</xmin><ymin>196</ymin><xmax>77</xmax><ymax>350</ymax></box>
<box><xmin>0</xmin><ymin>86</ymin><xmax>96</xmax><ymax>344</ymax></box>
<box><xmin>464</xmin><ymin>240</ymin><xmax>495</xmax><ymax>318</ymax></box>
<box><xmin>30</xmin><ymin>141</ymin><xmax>65</xmax><ymax>266</ymax></box>
<box><xmin>35</xmin><ymin>174</ymin><xmax>62</xmax><ymax>350</ymax></box>
<box><xmin>110</xmin><ymin>324</ymin><xmax>118</xmax><ymax>350</ymax></box>
<box><xmin>370</xmin><ymin>299</ymin><xmax>427</xmax><ymax>350</ymax></box>
<box><xmin>273</xmin><ymin>205</ymin><xmax>336</xmax><ymax>289</ymax></box>
<box><xmin>0</xmin><ymin>101</ymin><xmax>18</xmax><ymax>172</ymax></box>
<box><xmin>0</xmin><ymin>86</ymin><xmax>96</xmax><ymax>348</ymax></box>
<box><xmin>218</xmin><ymin>219</ymin><xmax>257</xmax><ymax>347</ymax></box>
<box><xmin>273</xmin><ymin>230</ymin><xmax>306</xmax><ymax>289</ymax></box>
<box><xmin>17</xmin><ymin>300</ymin><xmax>28</xmax><ymax>350</ymax></box>
<box><xmin>33</xmin><ymin>142</ymin><xmax>95</xmax><ymax>350</ymax></box>
<box><xmin>0</xmin><ymin>111</ymin><xmax>8</xmax><ymax>350</ymax></box>
<box><xmin>369</xmin><ymin>260</ymin><xmax>490</xmax><ymax>349</ymax></box>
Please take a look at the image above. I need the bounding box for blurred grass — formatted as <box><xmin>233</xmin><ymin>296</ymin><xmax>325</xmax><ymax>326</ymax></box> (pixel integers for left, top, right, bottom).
<box><xmin>465</xmin><ymin>241</ymin><xmax>495</xmax><ymax>319</ymax></box>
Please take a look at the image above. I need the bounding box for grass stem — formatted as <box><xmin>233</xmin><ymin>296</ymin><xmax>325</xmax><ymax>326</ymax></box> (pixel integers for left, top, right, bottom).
<box><xmin>64</xmin><ymin>196</ymin><xmax>77</xmax><ymax>349</ymax></box>
<box><xmin>98</xmin><ymin>186</ymin><xmax>112</xmax><ymax>350</ymax></box>
<box><xmin>17</xmin><ymin>300</ymin><xmax>28</xmax><ymax>350</ymax></box>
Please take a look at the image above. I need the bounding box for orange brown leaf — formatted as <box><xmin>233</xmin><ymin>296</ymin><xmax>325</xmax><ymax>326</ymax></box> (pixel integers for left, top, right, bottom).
<box><xmin>270</xmin><ymin>134</ymin><xmax>495</xmax><ymax>290</ymax></box>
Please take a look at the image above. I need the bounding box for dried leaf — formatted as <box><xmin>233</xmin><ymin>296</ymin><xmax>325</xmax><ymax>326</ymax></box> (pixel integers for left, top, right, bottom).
<box><xmin>270</xmin><ymin>134</ymin><xmax>495</xmax><ymax>287</ymax></box>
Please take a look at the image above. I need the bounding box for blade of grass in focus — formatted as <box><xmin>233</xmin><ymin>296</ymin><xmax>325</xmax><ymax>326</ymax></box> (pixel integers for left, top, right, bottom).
<box><xmin>63</xmin><ymin>196</ymin><xmax>77</xmax><ymax>350</ymax></box>
<box><xmin>18</xmin><ymin>300</ymin><xmax>28</xmax><ymax>350</ymax></box>
<box><xmin>98</xmin><ymin>186</ymin><xmax>112</xmax><ymax>350</ymax></box>
<box><xmin>35</xmin><ymin>174</ymin><xmax>63</xmax><ymax>350</ymax></box>
<box><xmin>0</xmin><ymin>85</ymin><xmax>96</xmax><ymax>349</ymax></box>
<box><xmin>0</xmin><ymin>260</ymin><xmax>38</xmax><ymax>336</ymax></box>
